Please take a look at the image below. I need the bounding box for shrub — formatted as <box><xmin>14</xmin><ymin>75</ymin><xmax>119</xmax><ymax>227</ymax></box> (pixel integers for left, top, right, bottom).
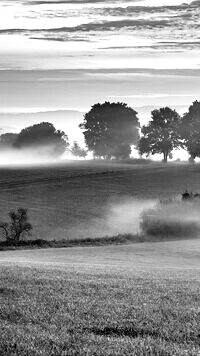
<box><xmin>141</xmin><ymin>200</ymin><xmax>200</xmax><ymax>238</ymax></box>
<box><xmin>0</xmin><ymin>208</ymin><xmax>32</xmax><ymax>243</ymax></box>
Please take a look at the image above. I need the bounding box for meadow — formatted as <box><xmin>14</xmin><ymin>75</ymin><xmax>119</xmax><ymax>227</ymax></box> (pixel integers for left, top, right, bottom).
<box><xmin>0</xmin><ymin>240</ymin><xmax>200</xmax><ymax>355</ymax></box>
<box><xmin>0</xmin><ymin>161</ymin><xmax>200</xmax><ymax>240</ymax></box>
<box><xmin>1</xmin><ymin>161</ymin><xmax>200</xmax><ymax>355</ymax></box>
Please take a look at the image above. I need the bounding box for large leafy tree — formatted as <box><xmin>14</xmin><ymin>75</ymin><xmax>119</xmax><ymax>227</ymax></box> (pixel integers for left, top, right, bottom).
<box><xmin>139</xmin><ymin>107</ymin><xmax>182</xmax><ymax>162</ymax></box>
<box><xmin>79</xmin><ymin>102</ymin><xmax>140</xmax><ymax>159</ymax></box>
<box><xmin>14</xmin><ymin>122</ymin><xmax>69</xmax><ymax>157</ymax></box>
<box><xmin>181</xmin><ymin>101</ymin><xmax>200</xmax><ymax>161</ymax></box>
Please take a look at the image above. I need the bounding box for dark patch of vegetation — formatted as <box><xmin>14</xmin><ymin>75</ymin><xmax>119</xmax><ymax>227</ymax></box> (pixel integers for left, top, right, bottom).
<box><xmin>0</xmin><ymin>122</ymin><xmax>69</xmax><ymax>158</ymax></box>
<box><xmin>70</xmin><ymin>141</ymin><xmax>88</xmax><ymax>159</ymax></box>
<box><xmin>79</xmin><ymin>102</ymin><xmax>140</xmax><ymax>159</ymax></box>
<box><xmin>0</xmin><ymin>235</ymin><xmax>142</xmax><ymax>250</ymax></box>
<box><xmin>140</xmin><ymin>198</ymin><xmax>200</xmax><ymax>238</ymax></box>
<box><xmin>0</xmin><ymin>208</ymin><xmax>32</xmax><ymax>243</ymax></box>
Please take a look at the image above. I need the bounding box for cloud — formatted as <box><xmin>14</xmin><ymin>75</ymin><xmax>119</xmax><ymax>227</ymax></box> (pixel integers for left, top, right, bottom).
<box><xmin>0</xmin><ymin>18</ymin><xmax>171</xmax><ymax>35</ymax></box>
<box><xmin>108</xmin><ymin>93</ymin><xmax>197</xmax><ymax>99</ymax></box>
<box><xmin>28</xmin><ymin>0</ymin><xmax>141</xmax><ymax>4</ymax></box>
<box><xmin>190</xmin><ymin>0</ymin><xmax>200</xmax><ymax>6</ymax></box>
<box><xmin>1</xmin><ymin>2</ymin><xmax>199</xmax><ymax>49</ymax></box>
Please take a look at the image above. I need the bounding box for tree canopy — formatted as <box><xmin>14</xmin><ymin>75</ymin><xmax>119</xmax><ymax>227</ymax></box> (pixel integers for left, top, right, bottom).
<box><xmin>139</xmin><ymin>107</ymin><xmax>182</xmax><ymax>162</ymax></box>
<box><xmin>181</xmin><ymin>101</ymin><xmax>200</xmax><ymax>161</ymax></box>
<box><xmin>79</xmin><ymin>102</ymin><xmax>140</xmax><ymax>159</ymax></box>
<box><xmin>14</xmin><ymin>122</ymin><xmax>69</xmax><ymax>157</ymax></box>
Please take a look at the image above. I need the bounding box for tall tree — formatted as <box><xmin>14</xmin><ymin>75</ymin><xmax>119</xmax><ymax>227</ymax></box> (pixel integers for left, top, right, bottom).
<box><xmin>14</xmin><ymin>122</ymin><xmax>69</xmax><ymax>157</ymax></box>
<box><xmin>79</xmin><ymin>102</ymin><xmax>140</xmax><ymax>159</ymax></box>
<box><xmin>139</xmin><ymin>107</ymin><xmax>182</xmax><ymax>162</ymax></box>
<box><xmin>181</xmin><ymin>101</ymin><xmax>200</xmax><ymax>161</ymax></box>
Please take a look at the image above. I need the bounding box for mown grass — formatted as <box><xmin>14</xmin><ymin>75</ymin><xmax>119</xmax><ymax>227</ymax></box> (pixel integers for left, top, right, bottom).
<box><xmin>0</xmin><ymin>264</ymin><xmax>200</xmax><ymax>355</ymax></box>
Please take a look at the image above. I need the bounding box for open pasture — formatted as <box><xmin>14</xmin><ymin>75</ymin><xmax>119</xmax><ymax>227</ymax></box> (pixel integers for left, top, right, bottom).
<box><xmin>0</xmin><ymin>240</ymin><xmax>200</xmax><ymax>355</ymax></box>
<box><xmin>0</xmin><ymin>161</ymin><xmax>200</xmax><ymax>240</ymax></box>
<box><xmin>1</xmin><ymin>162</ymin><xmax>200</xmax><ymax>355</ymax></box>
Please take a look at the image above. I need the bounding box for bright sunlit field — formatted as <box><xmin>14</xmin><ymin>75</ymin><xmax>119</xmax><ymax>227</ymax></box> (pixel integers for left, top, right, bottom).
<box><xmin>0</xmin><ymin>240</ymin><xmax>200</xmax><ymax>355</ymax></box>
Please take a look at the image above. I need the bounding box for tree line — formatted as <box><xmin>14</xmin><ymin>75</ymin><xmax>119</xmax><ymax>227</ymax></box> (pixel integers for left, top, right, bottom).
<box><xmin>1</xmin><ymin>100</ymin><xmax>200</xmax><ymax>162</ymax></box>
<box><xmin>80</xmin><ymin>100</ymin><xmax>200</xmax><ymax>162</ymax></box>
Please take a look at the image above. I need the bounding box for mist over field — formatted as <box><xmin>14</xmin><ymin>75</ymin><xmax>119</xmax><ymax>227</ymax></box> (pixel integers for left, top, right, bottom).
<box><xmin>1</xmin><ymin>0</ymin><xmax>200</xmax><ymax>355</ymax></box>
<box><xmin>0</xmin><ymin>146</ymin><xmax>66</xmax><ymax>166</ymax></box>
<box><xmin>71</xmin><ymin>197</ymin><xmax>200</xmax><ymax>239</ymax></box>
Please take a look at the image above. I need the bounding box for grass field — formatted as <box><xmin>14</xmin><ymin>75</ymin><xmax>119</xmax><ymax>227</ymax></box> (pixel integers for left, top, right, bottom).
<box><xmin>0</xmin><ymin>239</ymin><xmax>200</xmax><ymax>355</ymax></box>
<box><xmin>1</xmin><ymin>162</ymin><xmax>200</xmax><ymax>354</ymax></box>
<box><xmin>0</xmin><ymin>161</ymin><xmax>200</xmax><ymax>240</ymax></box>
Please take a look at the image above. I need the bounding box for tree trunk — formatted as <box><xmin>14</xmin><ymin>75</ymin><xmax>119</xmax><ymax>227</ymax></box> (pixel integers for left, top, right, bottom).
<box><xmin>163</xmin><ymin>152</ymin><xmax>168</xmax><ymax>163</ymax></box>
<box><xmin>189</xmin><ymin>154</ymin><xmax>196</xmax><ymax>163</ymax></box>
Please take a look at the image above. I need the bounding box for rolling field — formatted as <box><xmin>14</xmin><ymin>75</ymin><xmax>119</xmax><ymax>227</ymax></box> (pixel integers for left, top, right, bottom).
<box><xmin>0</xmin><ymin>161</ymin><xmax>200</xmax><ymax>240</ymax></box>
<box><xmin>1</xmin><ymin>162</ymin><xmax>200</xmax><ymax>355</ymax></box>
<box><xmin>0</xmin><ymin>240</ymin><xmax>200</xmax><ymax>355</ymax></box>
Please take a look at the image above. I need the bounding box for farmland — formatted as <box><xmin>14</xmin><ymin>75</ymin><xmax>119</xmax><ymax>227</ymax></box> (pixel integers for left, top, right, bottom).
<box><xmin>0</xmin><ymin>161</ymin><xmax>200</xmax><ymax>240</ymax></box>
<box><xmin>0</xmin><ymin>161</ymin><xmax>200</xmax><ymax>355</ymax></box>
<box><xmin>0</xmin><ymin>239</ymin><xmax>200</xmax><ymax>355</ymax></box>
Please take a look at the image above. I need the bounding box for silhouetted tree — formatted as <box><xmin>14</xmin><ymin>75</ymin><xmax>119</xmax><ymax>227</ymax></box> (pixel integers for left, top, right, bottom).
<box><xmin>139</xmin><ymin>107</ymin><xmax>182</xmax><ymax>162</ymax></box>
<box><xmin>0</xmin><ymin>208</ymin><xmax>32</xmax><ymax>243</ymax></box>
<box><xmin>71</xmin><ymin>141</ymin><xmax>81</xmax><ymax>158</ymax></box>
<box><xmin>0</xmin><ymin>133</ymin><xmax>18</xmax><ymax>149</ymax></box>
<box><xmin>181</xmin><ymin>101</ymin><xmax>200</xmax><ymax>162</ymax></box>
<box><xmin>14</xmin><ymin>122</ymin><xmax>69</xmax><ymax>157</ymax></box>
<box><xmin>70</xmin><ymin>141</ymin><xmax>88</xmax><ymax>159</ymax></box>
<box><xmin>79</xmin><ymin>102</ymin><xmax>140</xmax><ymax>159</ymax></box>
<box><xmin>79</xmin><ymin>148</ymin><xmax>88</xmax><ymax>159</ymax></box>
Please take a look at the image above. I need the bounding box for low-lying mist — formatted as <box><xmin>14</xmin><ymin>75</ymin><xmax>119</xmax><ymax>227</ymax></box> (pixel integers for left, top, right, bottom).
<box><xmin>105</xmin><ymin>198</ymin><xmax>156</xmax><ymax>236</ymax></box>
<box><xmin>141</xmin><ymin>199</ymin><xmax>200</xmax><ymax>238</ymax></box>
<box><xmin>69</xmin><ymin>197</ymin><xmax>200</xmax><ymax>241</ymax></box>
<box><xmin>0</xmin><ymin>146</ymin><xmax>66</xmax><ymax>166</ymax></box>
<box><xmin>67</xmin><ymin>198</ymin><xmax>157</xmax><ymax>240</ymax></box>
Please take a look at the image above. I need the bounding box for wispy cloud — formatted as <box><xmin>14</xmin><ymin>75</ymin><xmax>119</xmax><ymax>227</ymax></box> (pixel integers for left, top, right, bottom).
<box><xmin>108</xmin><ymin>94</ymin><xmax>197</xmax><ymax>99</ymax></box>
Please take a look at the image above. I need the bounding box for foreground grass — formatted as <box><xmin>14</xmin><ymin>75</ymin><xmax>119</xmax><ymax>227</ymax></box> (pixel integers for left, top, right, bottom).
<box><xmin>0</xmin><ymin>261</ymin><xmax>200</xmax><ymax>355</ymax></box>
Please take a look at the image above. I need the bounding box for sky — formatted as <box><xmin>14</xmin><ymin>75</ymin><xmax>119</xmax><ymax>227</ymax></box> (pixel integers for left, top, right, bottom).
<box><xmin>0</xmin><ymin>0</ymin><xmax>200</xmax><ymax>155</ymax></box>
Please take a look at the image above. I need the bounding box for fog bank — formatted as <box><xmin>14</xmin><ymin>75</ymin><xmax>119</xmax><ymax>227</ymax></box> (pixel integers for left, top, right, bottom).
<box><xmin>0</xmin><ymin>147</ymin><xmax>66</xmax><ymax>166</ymax></box>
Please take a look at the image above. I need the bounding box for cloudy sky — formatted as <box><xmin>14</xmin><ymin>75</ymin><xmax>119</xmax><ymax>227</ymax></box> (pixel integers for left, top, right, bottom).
<box><xmin>0</xmin><ymin>0</ymin><xmax>200</xmax><ymax>145</ymax></box>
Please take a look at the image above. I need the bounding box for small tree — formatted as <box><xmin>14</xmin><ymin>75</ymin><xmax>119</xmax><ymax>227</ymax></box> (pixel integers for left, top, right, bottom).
<box><xmin>139</xmin><ymin>107</ymin><xmax>182</xmax><ymax>162</ymax></box>
<box><xmin>0</xmin><ymin>208</ymin><xmax>32</xmax><ymax>243</ymax></box>
<box><xmin>70</xmin><ymin>141</ymin><xmax>82</xmax><ymax>159</ymax></box>
<box><xmin>78</xmin><ymin>148</ymin><xmax>88</xmax><ymax>159</ymax></box>
<box><xmin>70</xmin><ymin>141</ymin><xmax>88</xmax><ymax>159</ymax></box>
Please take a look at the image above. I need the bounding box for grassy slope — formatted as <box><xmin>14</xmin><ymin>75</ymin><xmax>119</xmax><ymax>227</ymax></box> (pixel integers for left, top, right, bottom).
<box><xmin>0</xmin><ymin>240</ymin><xmax>200</xmax><ymax>355</ymax></box>
<box><xmin>0</xmin><ymin>161</ymin><xmax>200</xmax><ymax>240</ymax></box>
<box><xmin>1</xmin><ymin>163</ymin><xmax>200</xmax><ymax>354</ymax></box>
